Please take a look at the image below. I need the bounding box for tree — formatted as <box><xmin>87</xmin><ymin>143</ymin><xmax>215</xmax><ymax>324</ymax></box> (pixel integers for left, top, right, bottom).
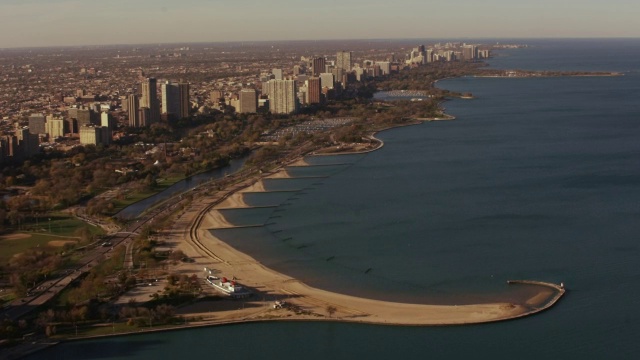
<box><xmin>169</xmin><ymin>250</ymin><xmax>185</xmax><ymax>263</ymax></box>
<box><xmin>326</xmin><ymin>305</ymin><xmax>337</xmax><ymax>318</ymax></box>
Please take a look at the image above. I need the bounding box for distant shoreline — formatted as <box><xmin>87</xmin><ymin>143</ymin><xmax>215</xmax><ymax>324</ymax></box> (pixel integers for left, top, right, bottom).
<box><xmin>474</xmin><ymin>71</ymin><xmax>623</xmax><ymax>79</ymax></box>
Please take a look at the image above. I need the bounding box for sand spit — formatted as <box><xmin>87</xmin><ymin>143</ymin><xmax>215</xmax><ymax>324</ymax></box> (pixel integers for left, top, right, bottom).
<box><xmin>216</xmin><ymin>193</ymin><xmax>249</xmax><ymax>209</ymax></box>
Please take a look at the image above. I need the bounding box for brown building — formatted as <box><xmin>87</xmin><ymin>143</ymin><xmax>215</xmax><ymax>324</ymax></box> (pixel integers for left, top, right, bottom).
<box><xmin>238</xmin><ymin>89</ymin><xmax>258</xmax><ymax>114</ymax></box>
<box><xmin>312</xmin><ymin>57</ymin><xmax>326</xmax><ymax>76</ymax></box>
<box><xmin>306</xmin><ymin>77</ymin><xmax>321</xmax><ymax>104</ymax></box>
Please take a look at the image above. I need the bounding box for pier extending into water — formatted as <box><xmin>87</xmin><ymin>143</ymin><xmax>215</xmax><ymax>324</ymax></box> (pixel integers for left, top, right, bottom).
<box><xmin>506</xmin><ymin>280</ymin><xmax>566</xmax><ymax>318</ymax></box>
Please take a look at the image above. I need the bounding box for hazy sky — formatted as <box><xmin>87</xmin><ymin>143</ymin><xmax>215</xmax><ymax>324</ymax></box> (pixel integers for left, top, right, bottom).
<box><xmin>0</xmin><ymin>0</ymin><xmax>638</xmax><ymax>48</ymax></box>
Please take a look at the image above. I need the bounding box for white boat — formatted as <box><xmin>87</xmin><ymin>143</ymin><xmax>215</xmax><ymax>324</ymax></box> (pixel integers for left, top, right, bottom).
<box><xmin>206</xmin><ymin>275</ymin><xmax>252</xmax><ymax>298</ymax></box>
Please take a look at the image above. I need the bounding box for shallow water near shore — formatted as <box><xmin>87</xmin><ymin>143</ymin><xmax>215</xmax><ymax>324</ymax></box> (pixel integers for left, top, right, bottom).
<box><xmin>30</xmin><ymin>39</ymin><xmax>640</xmax><ymax>359</ymax></box>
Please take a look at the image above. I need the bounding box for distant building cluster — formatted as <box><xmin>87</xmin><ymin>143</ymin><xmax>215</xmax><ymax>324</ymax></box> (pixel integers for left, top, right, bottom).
<box><xmin>406</xmin><ymin>42</ymin><xmax>490</xmax><ymax>65</ymax></box>
<box><xmin>0</xmin><ymin>41</ymin><xmax>491</xmax><ymax>164</ymax></box>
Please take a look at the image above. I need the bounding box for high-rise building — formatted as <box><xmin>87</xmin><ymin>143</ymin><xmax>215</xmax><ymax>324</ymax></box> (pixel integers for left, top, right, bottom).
<box><xmin>377</xmin><ymin>62</ymin><xmax>391</xmax><ymax>75</ymax></box>
<box><xmin>312</xmin><ymin>57</ymin><xmax>326</xmax><ymax>76</ymax></box>
<box><xmin>332</xmin><ymin>68</ymin><xmax>345</xmax><ymax>85</ymax></box>
<box><xmin>0</xmin><ymin>137</ymin><xmax>9</xmax><ymax>164</ymax></box>
<box><xmin>127</xmin><ymin>94</ymin><xmax>140</xmax><ymax>127</ymax></box>
<box><xmin>461</xmin><ymin>45</ymin><xmax>477</xmax><ymax>60</ymax></box>
<box><xmin>336</xmin><ymin>51</ymin><xmax>352</xmax><ymax>72</ymax></box>
<box><xmin>100</xmin><ymin>112</ymin><xmax>113</xmax><ymax>143</ymax></box>
<box><xmin>140</xmin><ymin>77</ymin><xmax>160</xmax><ymax>124</ymax></box>
<box><xmin>267</xmin><ymin>79</ymin><xmax>297</xmax><ymax>114</ymax></box>
<box><xmin>319</xmin><ymin>73</ymin><xmax>334</xmax><ymax>89</ymax></box>
<box><xmin>46</xmin><ymin>115</ymin><xmax>66</xmax><ymax>138</ymax></box>
<box><xmin>28</xmin><ymin>114</ymin><xmax>46</xmax><ymax>135</ymax></box>
<box><xmin>15</xmin><ymin>126</ymin><xmax>39</xmax><ymax>158</ymax></box>
<box><xmin>162</xmin><ymin>81</ymin><xmax>190</xmax><ymax>120</ymax></box>
<box><xmin>80</xmin><ymin>125</ymin><xmax>100</xmax><ymax>145</ymax></box>
<box><xmin>162</xmin><ymin>81</ymin><xmax>180</xmax><ymax>117</ymax></box>
<box><xmin>238</xmin><ymin>89</ymin><xmax>258</xmax><ymax>114</ymax></box>
<box><xmin>272</xmin><ymin>68</ymin><xmax>283</xmax><ymax>80</ymax></box>
<box><xmin>306</xmin><ymin>77</ymin><xmax>321</xmax><ymax>104</ymax></box>
<box><xmin>409</xmin><ymin>46</ymin><xmax>427</xmax><ymax>64</ymax></box>
<box><xmin>354</xmin><ymin>67</ymin><xmax>366</xmax><ymax>81</ymax></box>
<box><xmin>79</xmin><ymin>125</ymin><xmax>110</xmax><ymax>146</ymax></box>
<box><xmin>138</xmin><ymin>107</ymin><xmax>151</xmax><ymax>127</ymax></box>
<box><xmin>0</xmin><ymin>135</ymin><xmax>17</xmax><ymax>160</ymax></box>
<box><xmin>178</xmin><ymin>82</ymin><xmax>190</xmax><ymax>119</ymax></box>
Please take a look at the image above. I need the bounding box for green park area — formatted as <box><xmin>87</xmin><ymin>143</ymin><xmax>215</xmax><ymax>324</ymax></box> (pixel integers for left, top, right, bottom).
<box><xmin>0</xmin><ymin>214</ymin><xmax>103</xmax><ymax>263</ymax></box>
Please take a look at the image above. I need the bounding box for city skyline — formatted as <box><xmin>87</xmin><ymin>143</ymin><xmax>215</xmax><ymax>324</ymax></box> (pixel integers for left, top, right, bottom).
<box><xmin>1</xmin><ymin>0</ymin><xmax>639</xmax><ymax>49</ymax></box>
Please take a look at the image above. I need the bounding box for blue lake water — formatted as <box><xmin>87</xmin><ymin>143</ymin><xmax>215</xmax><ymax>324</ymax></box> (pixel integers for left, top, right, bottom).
<box><xmin>31</xmin><ymin>39</ymin><xmax>640</xmax><ymax>359</ymax></box>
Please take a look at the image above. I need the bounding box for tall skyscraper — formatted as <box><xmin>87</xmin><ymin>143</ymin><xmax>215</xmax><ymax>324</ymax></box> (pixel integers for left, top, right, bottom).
<box><xmin>461</xmin><ymin>45</ymin><xmax>477</xmax><ymax>60</ymax></box>
<box><xmin>162</xmin><ymin>81</ymin><xmax>190</xmax><ymax>120</ymax></box>
<box><xmin>140</xmin><ymin>77</ymin><xmax>160</xmax><ymax>124</ymax></box>
<box><xmin>46</xmin><ymin>115</ymin><xmax>66</xmax><ymax>138</ymax></box>
<box><xmin>319</xmin><ymin>73</ymin><xmax>334</xmax><ymax>89</ymax></box>
<box><xmin>267</xmin><ymin>79</ymin><xmax>297</xmax><ymax>114</ymax></box>
<box><xmin>306</xmin><ymin>77</ymin><xmax>321</xmax><ymax>104</ymax></box>
<box><xmin>28</xmin><ymin>114</ymin><xmax>46</xmax><ymax>135</ymax></box>
<box><xmin>178</xmin><ymin>82</ymin><xmax>190</xmax><ymax>119</ymax></box>
<box><xmin>272</xmin><ymin>69</ymin><xmax>283</xmax><ymax>80</ymax></box>
<box><xmin>127</xmin><ymin>94</ymin><xmax>140</xmax><ymax>127</ymax></box>
<box><xmin>15</xmin><ymin>126</ymin><xmax>39</xmax><ymax>158</ymax></box>
<box><xmin>377</xmin><ymin>62</ymin><xmax>391</xmax><ymax>75</ymax></box>
<box><xmin>238</xmin><ymin>89</ymin><xmax>258</xmax><ymax>114</ymax></box>
<box><xmin>409</xmin><ymin>46</ymin><xmax>427</xmax><ymax>64</ymax></box>
<box><xmin>138</xmin><ymin>107</ymin><xmax>151</xmax><ymax>127</ymax></box>
<box><xmin>426</xmin><ymin>49</ymin><xmax>433</xmax><ymax>63</ymax></box>
<box><xmin>336</xmin><ymin>51</ymin><xmax>352</xmax><ymax>72</ymax></box>
<box><xmin>332</xmin><ymin>68</ymin><xmax>345</xmax><ymax>85</ymax></box>
<box><xmin>79</xmin><ymin>125</ymin><xmax>101</xmax><ymax>146</ymax></box>
<box><xmin>101</xmin><ymin>112</ymin><xmax>113</xmax><ymax>143</ymax></box>
<box><xmin>312</xmin><ymin>57</ymin><xmax>326</xmax><ymax>76</ymax></box>
<box><xmin>162</xmin><ymin>81</ymin><xmax>180</xmax><ymax>117</ymax></box>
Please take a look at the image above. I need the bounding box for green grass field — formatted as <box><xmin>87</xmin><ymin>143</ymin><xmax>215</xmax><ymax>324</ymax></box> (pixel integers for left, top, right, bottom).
<box><xmin>0</xmin><ymin>215</ymin><xmax>103</xmax><ymax>263</ymax></box>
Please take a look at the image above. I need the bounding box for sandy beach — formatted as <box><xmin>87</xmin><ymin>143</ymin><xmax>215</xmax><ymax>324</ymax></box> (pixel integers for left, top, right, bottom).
<box><xmin>169</xmin><ymin>163</ymin><xmax>565</xmax><ymax>326</ymax></box>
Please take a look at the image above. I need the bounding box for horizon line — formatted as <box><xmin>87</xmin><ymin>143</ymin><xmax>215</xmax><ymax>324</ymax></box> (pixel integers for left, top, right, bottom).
<box><xmin>2</xmin><ymin>36</ymin><xmax>640</xmax><ymax>51</ymax></box>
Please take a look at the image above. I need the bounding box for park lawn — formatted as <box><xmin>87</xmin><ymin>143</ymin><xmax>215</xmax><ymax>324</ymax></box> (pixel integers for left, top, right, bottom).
<box><xmin>37</xmin><ymin>213</ymin><xmax>104</xmax><ymax>237</ymax></box>
<box><xmin>0</xmin><ymin>215</ymin><xmax>103</xmax><ymax>262</ymax></box>
<box><xmin>0</xmin><ymin>233</ymin><xmax>66</xmax><ymax>263</ymax></box>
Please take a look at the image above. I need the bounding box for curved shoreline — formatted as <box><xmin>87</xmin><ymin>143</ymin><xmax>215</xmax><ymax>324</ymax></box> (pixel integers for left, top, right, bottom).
<box><xmin>174</xmin><ymin>98</ymin><xmax>566</xmax><ymax>327</ymax></box>
<box><xmin>178</xmin><ymin>144</ymin><xmax>566</xmax><ymax>327</ymax></box>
